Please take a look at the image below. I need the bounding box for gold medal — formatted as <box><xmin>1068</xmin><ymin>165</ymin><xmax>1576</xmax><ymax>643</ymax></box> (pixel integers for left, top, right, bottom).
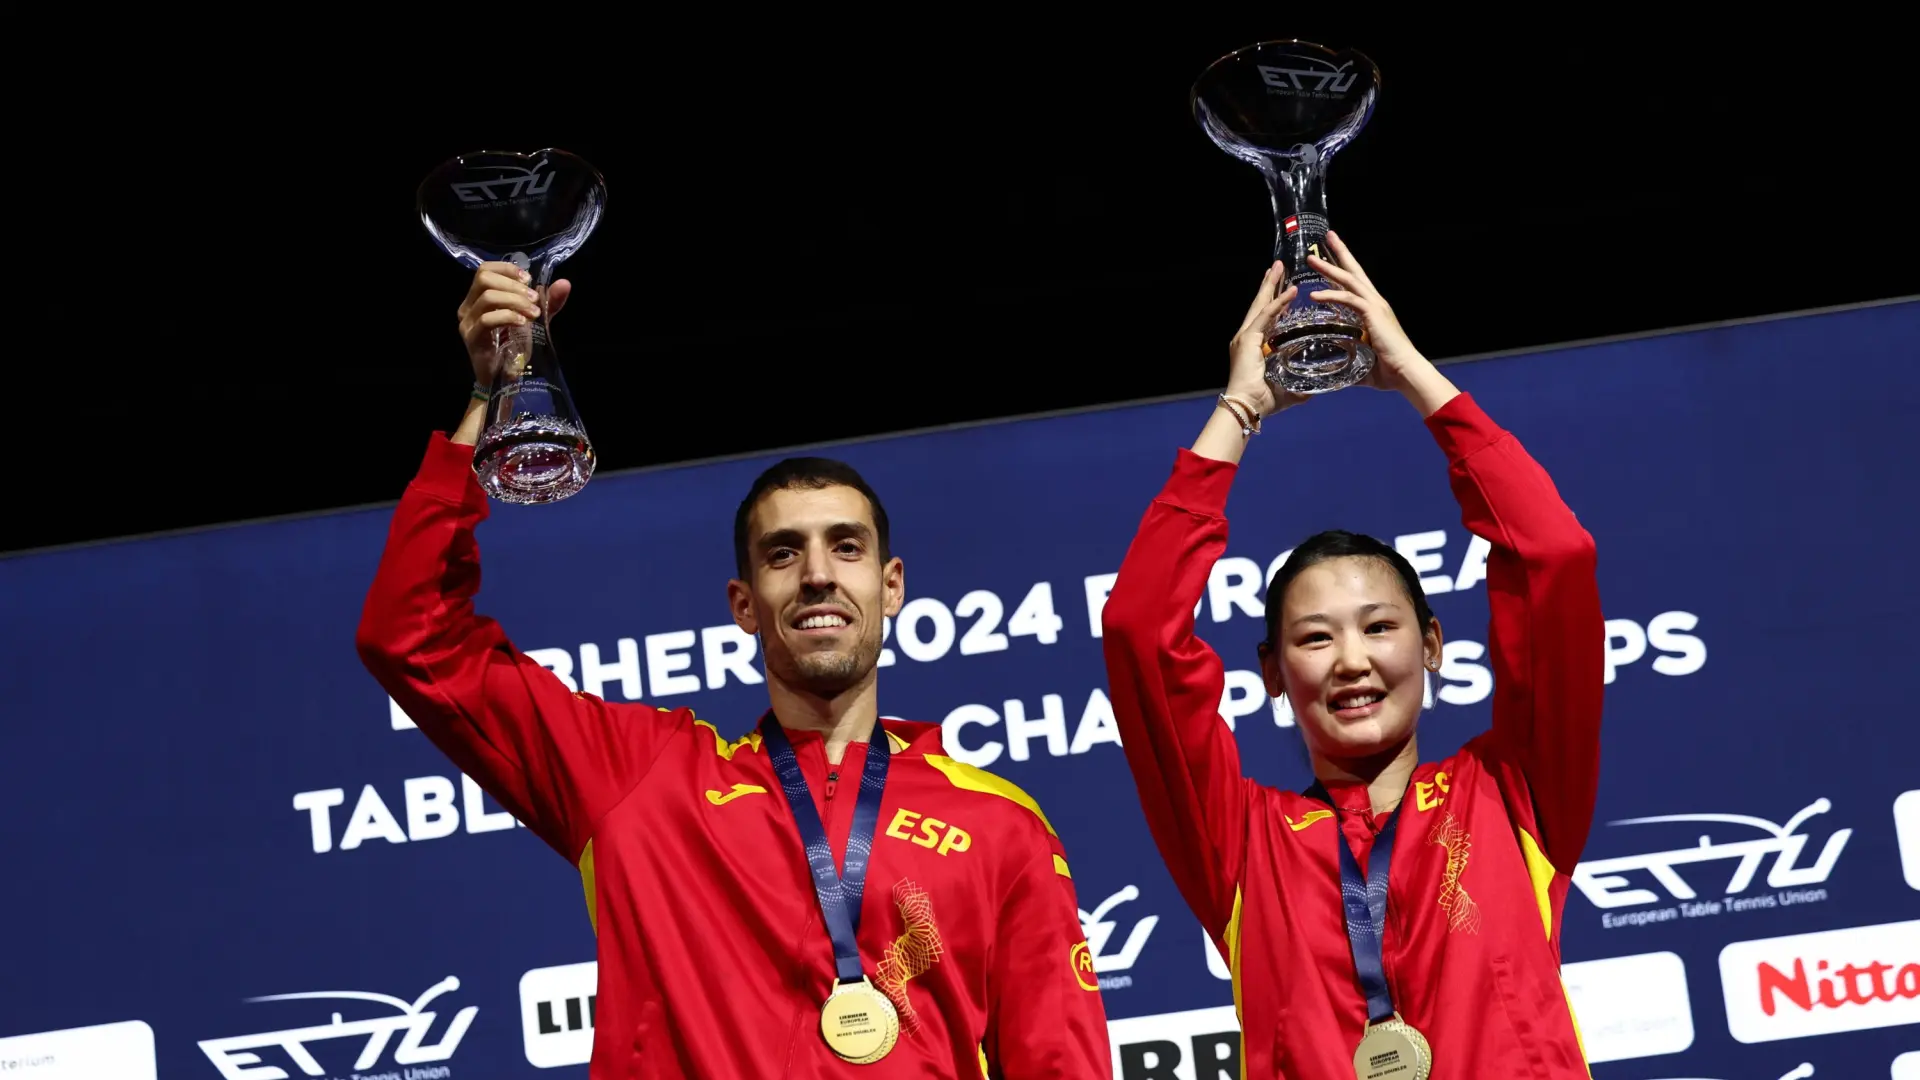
<box><xmin>819</xmin><ymin>976</ymin><xmax>899</xmax><ymax>1065</ymax></box>
<box><xmin>1352</xmin><ymin>1013</ymin><xmax>1431</xmax><ymax>1080</ymax></box>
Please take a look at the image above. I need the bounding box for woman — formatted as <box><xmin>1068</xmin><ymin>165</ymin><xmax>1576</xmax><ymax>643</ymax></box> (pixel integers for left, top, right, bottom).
<box><xmin>1101</xmin><ymin>234</ymin><xmax>1604</xmax><ymax>1079</ymax></box>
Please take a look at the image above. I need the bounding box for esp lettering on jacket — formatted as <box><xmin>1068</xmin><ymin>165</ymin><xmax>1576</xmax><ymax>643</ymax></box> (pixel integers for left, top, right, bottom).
<box><xmin>886</xmin><ymin>808</ymin><xmax>973</xmax><ymax>856</ymax></box>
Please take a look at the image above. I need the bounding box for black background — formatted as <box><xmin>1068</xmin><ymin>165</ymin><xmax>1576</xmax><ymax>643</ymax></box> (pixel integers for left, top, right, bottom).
<box><xmin>15</xmin><ymin>26</ymin><xmax>1913</xmax><ymax>556</ymax></box>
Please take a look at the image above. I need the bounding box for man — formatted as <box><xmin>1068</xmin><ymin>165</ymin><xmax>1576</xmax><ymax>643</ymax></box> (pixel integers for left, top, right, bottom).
<box><xmin>355</xmin><ymin>262</ymin><xmax>1111</xmax><ymax>1079</ymax></box>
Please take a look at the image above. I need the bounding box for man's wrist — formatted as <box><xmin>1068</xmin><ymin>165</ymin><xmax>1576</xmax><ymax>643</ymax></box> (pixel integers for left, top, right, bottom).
<box><xmin>451</xmin><ymin>392</ymin><xmax>488</xmax><ymax>447</ymax></box>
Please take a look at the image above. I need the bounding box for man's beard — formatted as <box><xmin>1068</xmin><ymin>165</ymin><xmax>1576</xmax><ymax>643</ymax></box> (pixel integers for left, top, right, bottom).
<box><xmin>776</xmin><ymin>637</ymin><xmax>879</xmax><ymax>697</ymax></box>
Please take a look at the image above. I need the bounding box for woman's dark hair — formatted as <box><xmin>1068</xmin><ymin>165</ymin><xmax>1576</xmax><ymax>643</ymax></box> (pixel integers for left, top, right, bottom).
<box><xmin>1261</xmin><ymin>530</ymin><xmax>1436</xmax><ymax>647</ymax></box>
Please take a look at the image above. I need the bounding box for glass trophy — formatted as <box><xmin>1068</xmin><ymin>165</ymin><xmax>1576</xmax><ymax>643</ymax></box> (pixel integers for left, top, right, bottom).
<box><xmin>417</xmin><ymin>148</ymin><xmax>606</xmax><ymax>504</ymax></box>
<box><xmin>1192</xmin><ymin>41</ymin><xmax>1381</xmax><ymax>394</ymax></box>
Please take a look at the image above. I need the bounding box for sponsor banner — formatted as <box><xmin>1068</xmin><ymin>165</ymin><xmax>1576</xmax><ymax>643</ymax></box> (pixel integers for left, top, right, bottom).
<box><xmin>1719</xmin><ymin>919</ymin><xmax>1920</xmax><ymax>1044</ymax></box>
<box><xmin>0</xmin><ymin>1021</ymin><xmax>156</xmax><ymax>1080</ymax></box>
<box><xmin>523</xmin><ymin>961</ymin><xmax>1248</xmax><ymax>1075</ymax></box>
<box><xmin>520</xmin><ymin>962</ymin><xmax>598</xmax><ymax>1069</ymax></box>
<box><xmin>1896</xmin><ymin>790</ymin><xmax>1920</xmax><ymax>892</ymax></box>
<box><xmin>1107</xmin><ymin>1006</ymin><xmax>1242</xmax><ymax>1080</ymax></box>
<box><xmin>1560</xmin><ymin>951</ymin><xmax>1695</xmax><ymax>1063</ymax></box>
<box><xmin>1117</xmin><ymin>952</ymin><xmax>1703</xmax><ymax>1071</ymax></box>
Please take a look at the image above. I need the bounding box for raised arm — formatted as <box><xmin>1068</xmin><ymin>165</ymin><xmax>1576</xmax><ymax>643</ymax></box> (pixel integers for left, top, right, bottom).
<box><xmin>355</xmin><ymin>265</ymin><xmax>683</xmax><ymax>863</ymax></box>
<box><xmin>1308</xmin><ymin>234</ymin><xmax>1605</xmax><ymax>871</ymax></box>
<box><xmin>1430</xmin><ymin>396</ymin><xmax>1603</xmax><ymax>869</ymax></box>
<box><xmin>1100</xmin><ymin>450</ymin><xmax>1253</xmax><ymax>940</ymax></box>
<box><xmin>1098</xmin><ymin>265</ymin><xmax>1300</xmax><ymax>939</ymax></box>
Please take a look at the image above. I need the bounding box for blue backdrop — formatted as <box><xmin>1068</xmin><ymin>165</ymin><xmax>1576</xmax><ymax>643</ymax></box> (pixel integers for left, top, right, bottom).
<box><xmin>3</xmin><ymin>300</ymin><xmax>1917</xmax><ymax>1080</ymax></box>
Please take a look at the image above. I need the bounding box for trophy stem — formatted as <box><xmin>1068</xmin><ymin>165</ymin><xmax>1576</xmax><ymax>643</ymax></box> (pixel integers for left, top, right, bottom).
<box><xmin>1256</xmin><ymin>153</ymin><xmax>1375</xmax><ymax>394</ymax></box>
<box><xmin>473</xmin><ymin>251</ymin><xmax>595</xmax><ymax>504</ymax></box>
<box><xmin>1265</xmin><ymin>155</ymin><xmax>1331</xmax><ymax>288</ymax></box>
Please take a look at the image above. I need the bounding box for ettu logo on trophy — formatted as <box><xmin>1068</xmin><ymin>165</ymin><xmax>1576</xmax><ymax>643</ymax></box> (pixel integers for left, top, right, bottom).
<box><xmin>1192</xmin><ymin>41</ymin><xmax>1381</xmax><ymax>394</ymax></box>
<box><xmin>417</xmin><ymin>148</ymin><xmax>606</xmax><ymax>504</ymax></box>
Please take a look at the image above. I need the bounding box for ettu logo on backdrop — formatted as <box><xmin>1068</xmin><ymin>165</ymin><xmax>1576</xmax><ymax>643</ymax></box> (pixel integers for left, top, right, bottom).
<box><xmin>1077</xmin><ymin>885</ymin><xmax>1159</xmax><ymax>991</ymax></box>
<box><xmin>1573</xmin><ymin>797</ymin><xmax>1849</xmax><ymax>929</ymax></box>
<box><xmin>196</xmin><ymin>976</ymin><xmax>475</xmax><ymax>1080</ymax></box>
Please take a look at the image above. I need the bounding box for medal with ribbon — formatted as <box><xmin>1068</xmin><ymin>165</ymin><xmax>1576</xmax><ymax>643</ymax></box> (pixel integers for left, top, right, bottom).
<box><xmin>1306</xmin><ymin>781</ymin><xmax>1434</xmax><ymax>1080</ymax></box>
<box><xmin>762</xmin><ymin>715</ymin><xmax>900</xmax><ymax>1065</ymax></box>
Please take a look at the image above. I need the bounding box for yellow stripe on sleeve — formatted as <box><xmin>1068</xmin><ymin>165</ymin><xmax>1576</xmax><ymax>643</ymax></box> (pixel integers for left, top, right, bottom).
<box><xmin>1520</xmin><ymin>829</ymin><xmax>1592</xmax><ymax>1071</ymax></box>
<box><xmin>924</xmin><ymin>755</ymin><xmax>1057</xmax><ymax>836</ymax></box>
<box><xmin>578</xmin><ymin>838</ymin><xmax>598</xmax><ymax>936</ymax></box>
<box><xmin>693</xmin><ymin>718</ymin><xmax>762</xmax><ymax>759</ymax></box>
<box><xmin>1517</xmin><ymin>829</ymin><xmax>1555</xmax><ymax>940</ymax></box>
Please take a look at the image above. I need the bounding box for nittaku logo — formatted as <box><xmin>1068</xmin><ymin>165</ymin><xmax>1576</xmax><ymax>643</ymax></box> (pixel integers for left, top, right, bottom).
<box><xmin>1719</xmin><ymin>919</ymin><xmax>1920</xmax><ymax>1044</ymax></box>
<box><xmin>453</xmin><ymin>162</ymin><xmax>554</xmax><ymax>206</ymax></box>
<box><xmin>1572</xmin><ymin>798</ymin><xmax>1850</xmax><ymax>928</ymax></box>
<box><xmin>1255</xmin><ymin>58</ymin><xmax>1358</xmax><ymax>96</ymax></box>
<box><xmin>196</xmin><ymin>976</ymin><xmax>475</xmax><ymax>1080</ymax></box>
<box><xmin>1077</xmin><ymin>885</ymin><xmax>1159</xmax><ymax>991</ymax></box>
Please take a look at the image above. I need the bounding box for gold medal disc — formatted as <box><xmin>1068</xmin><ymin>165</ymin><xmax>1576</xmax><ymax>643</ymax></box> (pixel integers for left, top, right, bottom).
<box><xmin>1352</xmin><ymin>1014</ymin><xmax>1431</xmax><ymax>1080</ymax></box>
<box><xmin>819</xmin><ymin>977</ymin><xmax>899</xmax><ymax>1065</ymax></box>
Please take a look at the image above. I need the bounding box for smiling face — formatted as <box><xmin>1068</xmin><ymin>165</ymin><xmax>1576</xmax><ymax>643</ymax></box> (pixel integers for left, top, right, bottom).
<box><xmin>728</xmin><ymin>484</ymin><xmax>903</xmax><ymax>700</ymax></box>
<box><xmin>1261</xmin><ymin>555</ymin><xmax>1442</xmax><ymax>766</ymax></box>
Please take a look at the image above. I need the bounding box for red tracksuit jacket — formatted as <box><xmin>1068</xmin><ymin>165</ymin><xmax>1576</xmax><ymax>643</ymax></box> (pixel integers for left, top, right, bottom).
<box><xmin>356</xmin><ymin>432</ymin><xmax>1112</xmax><ymax>1079</ymax></box>
<box><xmin>1101</xmin><ymin>393</ymin><xmax>1605</xmax><ymax>1079</ymax></box>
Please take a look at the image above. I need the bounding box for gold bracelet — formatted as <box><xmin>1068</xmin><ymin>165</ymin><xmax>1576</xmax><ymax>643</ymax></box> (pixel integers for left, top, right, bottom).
<box><xmin>1218</xmin><ymin>396</ymin><xmax>1253</xmax><ymax>435</ymax></box>
<box><xmin>1222</xmin><ymin>393</ymin><xmax>1264</xmax><ymax>429</ymax></box>
<box><xmin>1218</xmin><ymin>393</ymin><xmax>1261</xmax><ymax>437</ymax></box>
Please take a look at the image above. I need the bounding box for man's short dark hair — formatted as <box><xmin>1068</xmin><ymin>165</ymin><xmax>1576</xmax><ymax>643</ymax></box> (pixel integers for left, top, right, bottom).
<box><xmin>732</xmin><ymin>457</ymin><xmax>892</xmax><ymax>579</ymax></box>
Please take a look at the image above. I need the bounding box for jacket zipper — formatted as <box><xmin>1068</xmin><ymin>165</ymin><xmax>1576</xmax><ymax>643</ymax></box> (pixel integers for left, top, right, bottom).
<box><xmin>825</xmin><ymin>769</ymin><xmax>839</xmax><ymax>801</ymax></box>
